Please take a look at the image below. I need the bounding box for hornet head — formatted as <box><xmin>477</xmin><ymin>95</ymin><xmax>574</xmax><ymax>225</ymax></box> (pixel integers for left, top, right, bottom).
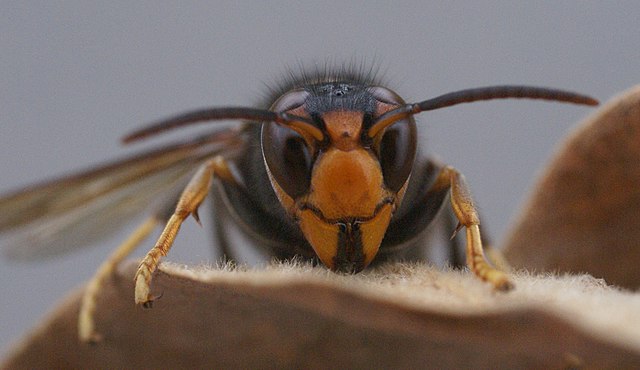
<box><xmin>261</xmin><ymin>82</ymin><xmax>417</xmax><ymax>272</ymax></box>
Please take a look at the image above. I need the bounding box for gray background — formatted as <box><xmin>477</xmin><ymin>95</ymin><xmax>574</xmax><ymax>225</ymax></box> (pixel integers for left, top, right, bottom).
<box><xmin>1</xmin><ymin>2</ymin><xmax>638</xmax><ymax>353</ymax></box>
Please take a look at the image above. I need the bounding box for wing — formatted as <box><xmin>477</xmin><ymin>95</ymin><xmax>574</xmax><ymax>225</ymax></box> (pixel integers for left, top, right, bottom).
<box><xmin>0</xmin><ymin>126</ymin><xmax>249</xmax><ymax>260</ymax></box>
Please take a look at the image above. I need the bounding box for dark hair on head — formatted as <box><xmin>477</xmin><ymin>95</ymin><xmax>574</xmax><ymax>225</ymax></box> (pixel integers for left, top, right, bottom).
<box><xmin>259</xmin><ymin>59</ymin><xmax>390</xmax><ymax>108</ymax></box>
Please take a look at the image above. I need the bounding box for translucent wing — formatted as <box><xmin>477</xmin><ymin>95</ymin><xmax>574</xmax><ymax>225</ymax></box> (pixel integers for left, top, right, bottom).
<box><xmin>0</xmin><ymin>126</ymin><xmax>248</xmax><ymax>260</ymax></box>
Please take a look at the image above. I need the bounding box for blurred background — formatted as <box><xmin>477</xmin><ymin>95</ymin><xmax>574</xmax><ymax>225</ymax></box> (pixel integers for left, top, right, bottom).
<box><xmin>1</xmin><ymin>2</ymin><xmax>638</xmax><ymax>353</ymax></box>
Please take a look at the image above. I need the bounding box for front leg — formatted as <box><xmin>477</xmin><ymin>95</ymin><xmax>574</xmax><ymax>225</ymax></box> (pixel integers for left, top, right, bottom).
<box><xmin>435</xmin><ymin>165</ymin><xmax>514</xmax><ymax>291</ymax></box>
<box><xmin>134</xmin><ymin>156</ymin><xmax>234</xmax><ymax>306</ymax></box>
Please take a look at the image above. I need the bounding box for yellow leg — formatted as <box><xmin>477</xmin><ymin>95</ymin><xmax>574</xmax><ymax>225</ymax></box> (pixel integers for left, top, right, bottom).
<box><xmin>134</xmin><ymin>156</ymin><xmax>228</xmax><ymax>306</ymax></box>
<box><xmin>444</xmin><ymin>166</ymin><xmax>513</xmax><ymax>291</ymax></box>
<box><xmin>78</xmin><ymin>216</ymin><xmax>159</xmax><ymax>343</ymax></box>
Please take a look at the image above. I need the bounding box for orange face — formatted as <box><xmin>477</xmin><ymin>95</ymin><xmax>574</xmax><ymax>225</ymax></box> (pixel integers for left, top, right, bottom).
<box><xmin>261</xmin><ymin>84</ymin><xmax>416</xmax><ymax>272</ymax></box>
<box><xmin>295</xmin><ymin>111</ymin><xmax>400</xmax><ymax>271</ymax></box>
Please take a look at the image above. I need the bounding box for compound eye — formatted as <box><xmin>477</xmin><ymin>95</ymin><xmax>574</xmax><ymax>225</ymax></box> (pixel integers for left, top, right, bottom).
<box><xmin>262</xmin><ymin>121</ymin><xmax>313</xmax><ymax>199</ymax></box>
<box><xmin>367</xmin><ymin>86</ymin><xmax>405</xmax><ymax>105</ymax></box>
<box><xmin>270</xmin><ymin>89</ymin><xmax>311</xmax><ymax>112</ymax></box>
<box><xmin>378</xmin><ymin>119</ymin><xmax>417</xmax><ymax>192</ymax></box>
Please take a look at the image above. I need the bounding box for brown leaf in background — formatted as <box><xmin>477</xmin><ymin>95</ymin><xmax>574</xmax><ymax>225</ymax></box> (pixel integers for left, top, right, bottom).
<box><xmin>504</xmin><ymin>85</ymin><xmax>640</xmax><ymax>289</ymax></box>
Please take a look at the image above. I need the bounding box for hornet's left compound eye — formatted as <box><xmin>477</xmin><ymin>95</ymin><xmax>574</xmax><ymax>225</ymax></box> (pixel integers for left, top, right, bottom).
<box><xmin>377</xmin><ymin>121</ymin><xmax>417</xmax><ymax>192</ymax></box>
<box><xmin>262</xmin><ymin>122</ymin><xmax>313</xmax><ymax>198</ymax></box>
<box><xmin>368</xmin><ymin>86</ymin><xmax>418</xmax><ymax>193</ymax></box>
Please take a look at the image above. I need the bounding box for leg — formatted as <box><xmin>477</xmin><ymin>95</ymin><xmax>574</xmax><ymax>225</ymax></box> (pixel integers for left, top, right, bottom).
<box><xmin>134</xmin><ymin>156</ymin><xmax>232</xmax><ymax>306</ymax></box>
<box><xmin>442</xmin><ymin>207</ymin><xmax>464</xmax><ymax>268</ymax></box>
<box><xmin>78</xmin><ymin>216</ymin><xmax>160</xmax><ymax>343</ymax></box>
<box><xmin>444</xmin><ymin>203</ymin><xmax>507</xmax><ymax>270</ymax></box>
<box><xmin>441</xmin><ymin>165</ymin><xmax>513</xmax><ymax>290</ymax></box>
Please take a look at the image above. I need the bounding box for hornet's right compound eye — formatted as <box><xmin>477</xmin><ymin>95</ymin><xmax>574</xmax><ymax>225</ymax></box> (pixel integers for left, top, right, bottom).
<box><xmin>262</xmin><ymin>88</ymin><xmax>315</xmax><ymax>199</ymax></box>
<box><xmin>270</xmin><ymin>89</ymin><xmax>311</xmax><ymax>112</ymax></box>
<box><xmin>262</xmin><ymin>122</ymin><xmax>313</xmax><ymax>199</ymax></box>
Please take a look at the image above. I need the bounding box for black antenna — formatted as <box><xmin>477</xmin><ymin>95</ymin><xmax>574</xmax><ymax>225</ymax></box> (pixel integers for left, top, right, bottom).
<box><xmin>123</xmin><ymin>107</ymin><xmax>323</xmax><ymax>143</ymax></box>
<box><xmin>369</xmin><ymin>85</ymin><xmax>598</xmax><ymax>138</ymax></box>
